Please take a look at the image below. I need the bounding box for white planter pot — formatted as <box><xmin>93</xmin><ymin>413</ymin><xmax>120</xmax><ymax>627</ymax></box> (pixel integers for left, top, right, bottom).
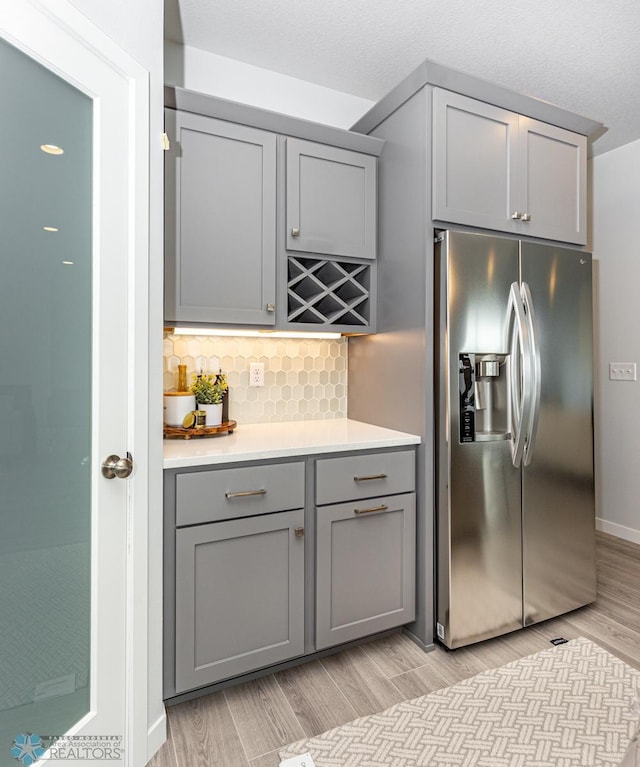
<box><xmin>200</xmin><ymin>402</ymin><xmax>223</xmax><ymax>426</ymax></box>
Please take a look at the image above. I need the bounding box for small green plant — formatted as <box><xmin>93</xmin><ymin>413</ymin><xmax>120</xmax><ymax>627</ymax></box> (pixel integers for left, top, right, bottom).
<box><xmin>190</xmin><ymin>371</ymin><xmax>228</xmax><ymax>405</ymax></box>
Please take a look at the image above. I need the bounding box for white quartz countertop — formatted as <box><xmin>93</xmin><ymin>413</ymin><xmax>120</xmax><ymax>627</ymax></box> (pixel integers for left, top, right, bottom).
<box><xmin>163</xmin><ymin>419</ymin><xmax>420</xmax><ymax>469</ymax></box>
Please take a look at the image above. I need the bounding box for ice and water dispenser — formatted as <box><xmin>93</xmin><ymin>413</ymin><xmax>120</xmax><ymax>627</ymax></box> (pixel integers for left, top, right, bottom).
<box><xmin>458</xmin><ymin>353</ymin><xmax>509</xmax><ymax>443</ymax></box>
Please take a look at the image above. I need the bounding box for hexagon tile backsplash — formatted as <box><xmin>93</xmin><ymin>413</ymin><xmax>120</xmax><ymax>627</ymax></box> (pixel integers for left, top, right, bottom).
<box><xmin>163</xmin><ymin>334</ymin><xmax>347</xmax><ymax>424</ymax></box>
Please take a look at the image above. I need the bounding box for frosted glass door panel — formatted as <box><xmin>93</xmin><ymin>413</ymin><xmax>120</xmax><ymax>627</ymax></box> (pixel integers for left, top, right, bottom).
<box><xmin>0</xmin><ymin>37</ymin><xmax>92</xmax><ymax>755</ymax></box>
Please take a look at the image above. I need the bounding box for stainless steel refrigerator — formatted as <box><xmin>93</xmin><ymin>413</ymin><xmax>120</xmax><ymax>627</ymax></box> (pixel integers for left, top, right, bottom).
<box><xmin>435</xmin><ymin>230</ymin><xmax>596</xmax><ymax>649</ymax></box>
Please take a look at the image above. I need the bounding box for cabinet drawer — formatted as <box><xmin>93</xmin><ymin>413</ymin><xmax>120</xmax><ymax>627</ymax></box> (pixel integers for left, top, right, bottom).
<box><xmin>176</xmin><ymin>461</ymin><xmax>305</xmax><ymax>526</ymax></box>
<box><xmin>315</xmin><ymin>450</ymin><xmax>414</xmax><ymax>505</ymax></box>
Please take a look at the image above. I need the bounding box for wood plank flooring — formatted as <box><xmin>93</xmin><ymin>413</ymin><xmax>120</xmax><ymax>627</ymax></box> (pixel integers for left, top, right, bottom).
<box><xmin>149</xmin><ymin>531</ymin><xmax>640</xmax><ymax>767</ymax></box>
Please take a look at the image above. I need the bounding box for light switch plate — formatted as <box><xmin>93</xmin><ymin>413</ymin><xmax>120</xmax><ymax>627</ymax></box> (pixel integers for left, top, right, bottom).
<box><xmin>279</xmin><ymin>753</ymin><xmax>316</xmax><ymax>767</ymax></box>
<box><xmin>609</xmin><ymin>363</ymin><xmax>637</xmax><ymax>381</ymax></box>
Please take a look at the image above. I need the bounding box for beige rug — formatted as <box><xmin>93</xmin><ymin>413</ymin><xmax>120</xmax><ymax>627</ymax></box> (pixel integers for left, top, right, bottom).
<box><xmin>279</xmin><ymin>637</ymin><xmax>640</xmax><ymax>767</ymax></box>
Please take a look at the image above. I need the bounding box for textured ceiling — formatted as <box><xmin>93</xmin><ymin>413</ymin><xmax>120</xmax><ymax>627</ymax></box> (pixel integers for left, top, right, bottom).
<box><xmin>165</xmin><ymin>0</ymin><xmax>640</xmax><ymax>156</ymax></box>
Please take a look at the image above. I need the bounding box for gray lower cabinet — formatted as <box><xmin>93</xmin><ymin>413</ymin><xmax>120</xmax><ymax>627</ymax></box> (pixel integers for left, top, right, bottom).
<box><xmin>166</xmin><ymin>447</ymin><xmax>417</xmax><ymax>698</ymax></box>
<box><xmin>432</xmin><ymin>88</ymin><xmax>587</xmax><ymax>245</ymax></box>
<box><xmin>164</xmin><ymin>108</ymin><xmax>277</xmax><ymax>325</ymax></box>
<box><xmin>315</xmin><ymin>493</ymin><xmax>416</xmax><ymax>650</ymax></box>
<box><xmin>314</xmin><ymin>449</ymin><xmax>417</xmax><ymax>650</ymax></box>
<box><xmin>175</xmin><ymin>508</ymin><xmax>305</xmax><ymax>693</ymax></box>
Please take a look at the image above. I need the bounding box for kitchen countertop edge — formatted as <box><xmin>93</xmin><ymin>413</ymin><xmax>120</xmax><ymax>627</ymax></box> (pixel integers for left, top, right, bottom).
<box><xmin>163</xmin><ymin>419</ymin><xmax>421</xmax><ymax>469</ymax></box>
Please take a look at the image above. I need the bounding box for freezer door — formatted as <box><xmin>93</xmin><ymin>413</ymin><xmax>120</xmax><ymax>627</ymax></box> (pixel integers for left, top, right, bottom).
<box><xmin>520</xmin><ymin>244</ymin><xmax>596</xmax><ymax>625</ymax></box>
<box><xmin>436</xmin><ymin>231</ymin><xmax>523</xmax><ymax>648</ymax></box>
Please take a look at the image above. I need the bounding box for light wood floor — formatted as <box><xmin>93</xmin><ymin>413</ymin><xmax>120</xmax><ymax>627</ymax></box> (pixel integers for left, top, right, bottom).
<box><xmin>149</xmin><ymin>531</ymin><xmax>640</xmax><ymax>767</ymax></box>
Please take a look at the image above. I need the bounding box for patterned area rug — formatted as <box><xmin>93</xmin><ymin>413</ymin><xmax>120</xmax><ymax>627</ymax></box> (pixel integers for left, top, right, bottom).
<box><xmin>279</xmin><ymin>638</ymin><xmax>640</xmax><ymax>767</ymax></box>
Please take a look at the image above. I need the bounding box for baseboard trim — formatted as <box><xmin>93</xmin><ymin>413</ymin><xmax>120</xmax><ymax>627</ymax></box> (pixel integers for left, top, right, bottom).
<box><xmin>596</xmin><ymin>517</ymin><xmax>640</xmax><ymax>545</ymax></box>
<box><xmin>147</xmin><ymin>711</ymin><xmax>167</xmax><ymax>763</ymax></box>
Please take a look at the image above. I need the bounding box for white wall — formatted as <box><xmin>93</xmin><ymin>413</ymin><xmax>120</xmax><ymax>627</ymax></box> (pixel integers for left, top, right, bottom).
<box><xmin>592</xmin><ymin>138</ymin><xmax>640</xmax><ymax>544</ymax></box>
<box><xmin>67</xmin><ymin>0</ymin><xmax>166</xmax><ymax>758</ymax></box>
<box><xmin>165</xmin><ymin>40</ymin><xmax>374</xmax><ymax>127</ymax></box>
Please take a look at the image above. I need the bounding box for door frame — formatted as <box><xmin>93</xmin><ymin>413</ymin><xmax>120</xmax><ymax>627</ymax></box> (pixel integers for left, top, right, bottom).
<box><xmin>0</xmin><ymin>2</ymin><xmax>151</xmax><ymax>765</ymax></box>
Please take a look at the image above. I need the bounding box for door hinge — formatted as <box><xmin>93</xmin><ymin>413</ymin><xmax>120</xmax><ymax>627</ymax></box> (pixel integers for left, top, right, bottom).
<box><xmin>162</xmin><ymin>133</ymin><xmax>170</xmax><ymax>151</ymax></box>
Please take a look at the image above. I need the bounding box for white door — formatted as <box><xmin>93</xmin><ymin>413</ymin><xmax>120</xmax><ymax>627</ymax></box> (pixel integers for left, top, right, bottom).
<box><xmin>0</xmin><ymin>3</ymin><xmax>149</xmax><ymax>766</ymax></box>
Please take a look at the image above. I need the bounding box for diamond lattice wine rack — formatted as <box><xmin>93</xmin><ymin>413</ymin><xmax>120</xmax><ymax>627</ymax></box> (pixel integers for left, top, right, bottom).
<box><xmin>287</xmin><ymin>256</ymin><xmax>371</xmax><ymax>328</ymax></box>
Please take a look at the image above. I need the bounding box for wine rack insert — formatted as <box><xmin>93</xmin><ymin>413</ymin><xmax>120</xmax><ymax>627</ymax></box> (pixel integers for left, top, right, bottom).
<box><xmin>287</xmin><ymin>256</ymin><xmax>371</xmax><ymax>327</ymax></box>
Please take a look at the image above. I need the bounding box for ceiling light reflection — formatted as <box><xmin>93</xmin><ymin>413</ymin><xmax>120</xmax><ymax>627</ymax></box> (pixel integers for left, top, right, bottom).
<box><xmin>40</xmin><ymin>144</ymin><xmax>64</xmax><ymax>155</ymax></box>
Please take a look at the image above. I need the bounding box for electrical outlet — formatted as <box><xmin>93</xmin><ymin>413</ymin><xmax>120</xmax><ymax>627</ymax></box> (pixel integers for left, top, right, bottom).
<box><xmin>249</xmin><ymin>362</ymin><xmax>265</xmax><ymax>387</ymax></box>
<box><xmin>279</xmin><ymin>753</ymin><xmax>316</xmax><ymax>767</ymax></box>
<box><xmin>609</xmin><ymin>363</ymin><xmax>637</xmax><ymax>381</ymax></box>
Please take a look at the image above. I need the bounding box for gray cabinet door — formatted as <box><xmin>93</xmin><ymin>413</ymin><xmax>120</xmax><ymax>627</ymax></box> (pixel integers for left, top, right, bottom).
<box><xmin>286</xmin><ymin>138</ymin><xmax>377</xmax><ymax>260</ymax></box>
<box><xmin>518</xmin><ymin>117</ymin><xmax>587</xmax><ymax>245</ymax></box>
<box><xmin>316</xmin><ymin>493</ymin><xmax>416</xmax><ymax>650</ymax></box>
<box><xmin>175</xmin><ymin>509</ymin><xmax>304</xmax><ymax>692</ymax></box>
<box><xmin>432</xmin><ymin>89</ymin><xmax>520</xmax><ymax>234</ymax></box>
<box><xmin>165</xmin><ymin>108</ymin><xmax>277</xmax><ymax>325</ymax></box>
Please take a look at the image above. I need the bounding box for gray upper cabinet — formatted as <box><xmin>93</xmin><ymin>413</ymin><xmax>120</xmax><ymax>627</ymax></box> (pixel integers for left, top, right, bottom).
<box><xmin>286</xmin><ymin>138</ymin><xmax>377</xmax><ymax>260</ymax></box>
<box><xmin>164</xmin><ymin>108</ymin><xmax>277</xmax><ymax>325</ymax></box>
<box><xmin>432</xmin><ymin>88</ymin><xmax>587</xmax><ymax>245</ymax></box>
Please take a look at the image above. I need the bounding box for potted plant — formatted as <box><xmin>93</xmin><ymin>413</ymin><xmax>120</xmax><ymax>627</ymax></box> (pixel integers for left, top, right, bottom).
<box><xmin>190</xmin><ymin>370</ymin><xmax>228</xmax><ymax>426</ymax></box>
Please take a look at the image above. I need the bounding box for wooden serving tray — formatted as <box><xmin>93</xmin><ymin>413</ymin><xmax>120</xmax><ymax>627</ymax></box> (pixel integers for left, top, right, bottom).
<box><xmin>163</xmin><ymin>420</ymin><xmax>237</xmax><ymax>440</ymax></box>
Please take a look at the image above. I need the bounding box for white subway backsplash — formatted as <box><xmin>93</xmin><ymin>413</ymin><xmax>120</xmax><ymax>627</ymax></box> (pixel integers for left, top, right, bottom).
<box><xmin>163</xmin><ymin>334</ymin><xmax>347</xmax><ymax>424</ymax></box>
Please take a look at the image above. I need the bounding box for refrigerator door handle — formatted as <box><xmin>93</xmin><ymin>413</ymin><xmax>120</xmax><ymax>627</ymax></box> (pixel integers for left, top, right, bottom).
<box><xmin>505</xmin><ymin>282</ymin><xmax>533</xmax><ymax>468</ymax></box>
<box><xmin>521</xmin><ymin>282</ymin><xmax>541</xmax><ymax>466</ymax></box>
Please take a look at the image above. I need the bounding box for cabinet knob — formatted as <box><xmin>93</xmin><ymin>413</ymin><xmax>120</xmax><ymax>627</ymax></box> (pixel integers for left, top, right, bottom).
<box><xmin>290</xmin><ymin>228</ymin><xmax>300</xmax><ymax>237</ymax></box>
<box><xmin>266</xmin><ymin>303</ymin><xmax>275</xmax><ymax>312</ymax></box>
<box><xmin>294</xmin><ymin>527</ymin><xmax>304</xmax><ymax>537</ymax></box>
<box><xmin>522</xmin><ymin>213</ymin><xmax>531</xmax><ymax>222</ymax></box>
<box><xmin>511</xmin><ymin>211</ymin><xmax>522</xmax><ymax>220</ymax></box>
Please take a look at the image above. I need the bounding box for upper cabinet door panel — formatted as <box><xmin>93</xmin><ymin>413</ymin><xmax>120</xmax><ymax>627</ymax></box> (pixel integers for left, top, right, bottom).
<box><xmin>165</xmin><ymin>109</ymin><xmax>277</xmax><ymax>325</ymax></box>
<box><xmin>519</xmin><ymin>118</ymin><xmax>587</xmax><ymax>245</ymax></box>
<box><xmin>286</xmin><ymin>138</ymin><xmax>377</xmax><ymax>260</ymax></box>
<box><xmin>432</xmin><ymin>89</ymin><xmax>519</xmax><ymax>233</ymax></box>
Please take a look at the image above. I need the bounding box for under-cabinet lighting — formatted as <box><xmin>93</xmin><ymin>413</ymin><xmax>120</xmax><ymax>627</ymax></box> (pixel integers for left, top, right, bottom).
<box><xmin>165</xmin><ymin>327</ymin><xmax>341</xmax><ymax>339</ymax></box>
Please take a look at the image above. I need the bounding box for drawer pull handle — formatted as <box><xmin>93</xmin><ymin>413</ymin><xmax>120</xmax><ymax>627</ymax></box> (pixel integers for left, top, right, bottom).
<box><xmin>224</xmin><ymin>489</ymin><xmax>267</xmax><ymax>499</ymax></box>
<box><xmin>294</xmin><ymin>527</ymin><xmax>304</xmax><ymax>537</ymax></box>
<box><xmin>353</xmin><ymin>473</ymin><xmax>388</xmax><ymax>482</ymax></box>
<box><xmin>354</xmin><ymin>504</ymin><xmax>389</xmax><ymax>515</ymax></box>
